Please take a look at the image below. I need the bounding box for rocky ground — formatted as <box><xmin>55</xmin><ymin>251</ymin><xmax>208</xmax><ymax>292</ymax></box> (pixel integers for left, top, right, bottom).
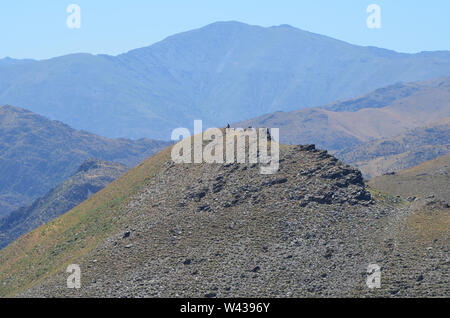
<box><xmin>18</xmin><ymin>144</ymin><xmax>449</xmax><ymax>297</ymax></box>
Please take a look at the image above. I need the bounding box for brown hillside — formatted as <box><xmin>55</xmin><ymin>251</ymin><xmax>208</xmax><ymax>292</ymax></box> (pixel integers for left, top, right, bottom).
<box><xmin>335</xmin><ymin>120</ymin><xmax>450</xmax><ymax>178</ymax></box>
<box><xmin>236</xmin><ymin>77</ymin><xmax>450</xmax><ymax>151</ymax></box>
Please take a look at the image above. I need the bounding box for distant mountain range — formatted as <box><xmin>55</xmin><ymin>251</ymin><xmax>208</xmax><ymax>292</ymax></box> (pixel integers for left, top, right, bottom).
<box><xmin>0</xmin><ymin>105</ymin><xmax>171</xmax><ymax>216</ymax></box>
<box><xmin>0</xmin><ymin>159</ymin><xmax>126</xmax><ymax>249</ymax></box>
<box><xmin>236</xmin><ymin>77</ymin><xmax>450</xmax><ymax>153</ymax></box>
<box><xmin>336</xmin><ymin>120</ymin><xmax>450</xmax><ymax>178</ymax></box>
<box><xmin>1</xmin><ymin>21</ymin><xmax>450</xmax><ymax>139</ymax></box>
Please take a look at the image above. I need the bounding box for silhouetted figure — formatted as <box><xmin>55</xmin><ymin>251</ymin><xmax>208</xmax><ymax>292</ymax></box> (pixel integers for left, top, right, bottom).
<box><xmin>226</xmin><ymin>123</ymin><xmax>230</xmax><ymax>128</ymax></box>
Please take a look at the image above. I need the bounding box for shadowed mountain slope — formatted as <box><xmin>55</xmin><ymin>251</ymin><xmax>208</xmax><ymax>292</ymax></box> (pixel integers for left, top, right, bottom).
<box><xmin>0</xmin><ymin>159</ymin><xmax>127</xmax><ymax>250</ymax></box>
<box><xmin>0</xmin><ymin>105</ymin><xmax>171</xmax><ymax>216</ymax></box>
<box><xmin>1</xmin><ymin>21</ymin><xmax>450</xmax><ymax>139</ymax></box>
<box><xmin>0</xmin><ymin>136</ymin><xmax>447</xmax><ymax>297</ymax></box>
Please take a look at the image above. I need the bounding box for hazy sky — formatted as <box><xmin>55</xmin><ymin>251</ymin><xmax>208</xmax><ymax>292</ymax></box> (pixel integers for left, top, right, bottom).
<box><xmin>1</xmin><ymin>0</ymin><xmax>449</xmax><ymax>59</ymax></box>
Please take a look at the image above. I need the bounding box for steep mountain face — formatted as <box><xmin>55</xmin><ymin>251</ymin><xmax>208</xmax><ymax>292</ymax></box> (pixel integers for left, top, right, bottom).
<box><xmin>0</xmin><ymin>105</ymin><xmax>171</xmax><ymax>216</ymax></box>
<box><xmin>0</xmin><ymin>139</ymin><xmax>447</xmax><ymax>297</ymax></box>
<box><xmin>1</xmin><ymin>21</ymin><xmax>450</xmax><ymax>139</ymax></box>
<box><xmin>335</xmin><ymin>120</ymin><xmax>450</xmax><ymax>178</ymax></box>
<box><xmin>236</xmin><ymin>77</ymin><xmax>450</xmax><ymax>151</ymax></box>
<box><xmin>0</xmin><ymin>159</ymin><xmax>127</xmax><ymax>250</ymax></box>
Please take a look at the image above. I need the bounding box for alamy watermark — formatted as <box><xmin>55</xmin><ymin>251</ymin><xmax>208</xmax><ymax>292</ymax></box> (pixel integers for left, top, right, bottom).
<box><xmin>67</xmin><ymin>4</ymin><xmax>81</xmax><ymax>29</ymax></box>
<box><xmin>366</xmin><ymin>4</ymin><xmax>381</xmax><ymax>29</ymax></box>
<box><xmin>171</xmin><ymin>120</ymin><xmax>279</xmax><ymax>174</ymax></box>
<box><xmin>66</xmin><ymin>264</ymin><xmax>81</xmax><ymax>289</ymax></box>
<box><xmin>65</xmin><ymin>5</ymin><xmax>380</xmax><ymax>31</ymax></box>
<box><xmin>366</xmin><ymin>264</ymin><xmax>381</xmax><ymax>289</ymax></box>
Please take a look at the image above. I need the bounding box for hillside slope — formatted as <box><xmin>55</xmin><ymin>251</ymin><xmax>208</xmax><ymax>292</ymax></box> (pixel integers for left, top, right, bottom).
<box><xmin>0</xmin><ymin>159</ymin><xmax>127</xmax><ymax>250</ymax></box>
<box><xmin>367</xmin><ymin>156</ymin><xmax>449</xmax><ymax>291</ymax></box>
<box><xmin>0</xmin><ymin>105</ymin><xmax>170</xmax><ymax>216</ymax></box>
<box><xmin>368</xmin><ymin>154</ymin><xmax>450</xmax><ymax>204</ymax></box>
<box><xmin>335</xmin><ymin>120</ymin><xmax>450</xmax><ymax>177</ymax></box>
<box><xmin>1</xmin><ymin>21</ymin><xmax>450</xmax><ymax>139</ymax></box>
<box><xmin>236</xmin><ymin>77</ymin><xmax>450</xmax><ymax>151</ymax></box>
<box><xmin>0</xmin><ymin>137</ymin><xmax>447</xmax><ymax>297</ymax></box>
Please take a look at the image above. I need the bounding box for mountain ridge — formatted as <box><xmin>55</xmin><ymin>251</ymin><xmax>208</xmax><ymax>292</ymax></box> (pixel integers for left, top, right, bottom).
<box><xmin>0</xmin><ymin>105</ymin><xmax>171</xmax><ymax>216</ymax></box>
<box><xmin>0</xmin><ymin>159</ymin><xmax>127</xmax><ymax>250</ymax></box>
<box><xmin>236</xmin><ymin>77</ymin><xmax>450</xmax><ymax>151</ymax></box>
<box><xmin>335</xmin><ymin>120</ymin><xmax>450</xmax><ymax>178</ymax></box>
<box><xmin>1</xmin><ymin>21</ymin><xmax>450</xmax><ymax>139</ymax></box>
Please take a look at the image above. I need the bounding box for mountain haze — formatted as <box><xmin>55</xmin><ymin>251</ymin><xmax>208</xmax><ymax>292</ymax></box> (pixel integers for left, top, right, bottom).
<box><xmin>1</xmin><ymin>22</ymin><xmax>450</xmax><ymax>139</ymax></box>
<box><xmin>0</xmin><ymin>159</ymin><xmax>127</xmax><ymax>250</ymax></box>
<box><xmin>0</xmin><ymin>105</ymin><xmax>171</xmax><ymax>216</ymax></box>
<box><xmin>236</xmin><ymin>77</ymin><xmax>450</xmax><ymax>151</ymax></box>
<box><xmin>335</xmin><ymin>120</ymin><xmax>450</xmax><ymax>178</ymax></box>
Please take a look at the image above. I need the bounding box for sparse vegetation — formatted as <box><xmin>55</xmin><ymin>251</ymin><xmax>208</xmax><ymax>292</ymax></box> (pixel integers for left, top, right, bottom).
<box><xmin>0</xmin><ymin>147</ymin><xmax>171</xmax><ymax>297</ymax></box>
<box><xmin>0</xmin><ymin>159</ymin><xmax>127</xmax><ymax>250</ymax></box>
<box><xmin>0</xmin><ymin>139</ymin><xmax>447</xmax><ymax>297</ymax></box>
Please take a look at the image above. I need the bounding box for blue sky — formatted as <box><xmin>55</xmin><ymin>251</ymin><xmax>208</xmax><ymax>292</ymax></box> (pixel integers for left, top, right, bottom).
<box><xmin>1</xmin><ymin>0</ymin><xmax>449</xmax><ymax>59</ymax></box>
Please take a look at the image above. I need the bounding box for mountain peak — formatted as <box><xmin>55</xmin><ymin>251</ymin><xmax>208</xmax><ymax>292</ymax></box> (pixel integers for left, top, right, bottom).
<box><xmin>0</xmin><ymin>104</ymin><xmax>30</xmax><ymax>113</ymax></box>
<box><xmin>2</xmin><ymin>23</ymin><xmax>450</xmax><ymax>140</ymax></box>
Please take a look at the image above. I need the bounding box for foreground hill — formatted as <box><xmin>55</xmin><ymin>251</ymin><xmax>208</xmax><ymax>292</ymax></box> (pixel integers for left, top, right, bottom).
<box><xmin>0</xmin><ymin>159</ymin><xmax>127</xmax><ymax>250</ymax></box>
<box><xmin>367</xmin><ymin>155</ymin><xmax>449</xmax><ymax>291</ymax></box>
<box><xmin>1</xmin><ymin>22</ymin><xmax>450</xmax><ymax>139</ymax></box>
<box><xmin>0</xmin><ymin>136</ymin><xmax>447</xmax><ymax>297</ymax></box>
<box><xmin>0</xmin><ymin>105</ymin><xmax>171</xmax><ymax>216</ymax></box>
<box><xmin>236</xmin><ymin>77</ymin><xmax>450</xmax><ymax>151</ymax></box>
<box><xmin>335</xmin><ymin>120</ymin><xmax>450</xmax><ymax>177</ymax></box>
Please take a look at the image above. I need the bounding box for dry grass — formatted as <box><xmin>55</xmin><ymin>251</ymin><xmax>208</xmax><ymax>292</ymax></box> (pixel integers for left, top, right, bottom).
<box><xmin>404</xmin><ymin>208</ymin><xmax>450</xmax><ymax>245</ymax></box>
<box><xmin>368</xmin><ymin>154</ymin><xmax>450</xmax><ymax>203</ymax></box>
<box><xmin>0</xmin><ymin>147</ymin><xmax>172</xmax><ymax>297</ymax></box>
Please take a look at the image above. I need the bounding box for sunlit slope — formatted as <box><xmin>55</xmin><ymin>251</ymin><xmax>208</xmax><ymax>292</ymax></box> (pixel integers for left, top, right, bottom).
<box><xmin>336</xmin><ymin>121</ymin><xmax>450</xmax><ymax>178</ymax></box>
<box><xmin>0</xmin><ymin>147</ymin><xmax>172</xmax><ymax>297</ymax></box>
<box><xmin>367</xmin><ymin>155</ymin><xmax>449</xmax><ymax>291</ymax></box>
<box><xmin>368</xmin><ymin>154</ymin><xmax>450</xmax><ymax>203</ymax></box>
<box><xmin>236</xmin><ymin>77</ymin><xmax>450</xmax><ymax>151</ymax></box>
